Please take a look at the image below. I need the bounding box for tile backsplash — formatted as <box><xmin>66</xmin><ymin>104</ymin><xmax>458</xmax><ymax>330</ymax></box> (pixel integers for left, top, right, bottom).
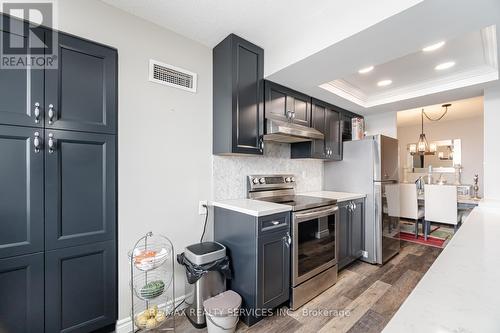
<box><xmin>212</xmin><ymin>142</ymin><xmax>323</xmax><ymax>200</ymax></box>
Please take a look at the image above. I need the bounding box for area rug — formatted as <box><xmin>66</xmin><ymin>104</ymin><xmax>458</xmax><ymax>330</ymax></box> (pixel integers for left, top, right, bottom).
<box><xmin>397</xmin><ymin>220</ymin><xmax>454</xmax><ymax>248</ymax></box>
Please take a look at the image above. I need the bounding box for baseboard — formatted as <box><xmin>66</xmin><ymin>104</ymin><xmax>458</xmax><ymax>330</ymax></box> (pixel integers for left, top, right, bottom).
<box><xmin>115</xmin><ymin>294</ymin><xmax>189</xmax><ymax>333</ymax></box>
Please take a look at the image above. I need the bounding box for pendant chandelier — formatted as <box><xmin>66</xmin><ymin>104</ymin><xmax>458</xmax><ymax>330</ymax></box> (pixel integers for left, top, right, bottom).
<box><xmin>409</xmin><ymin>103</ymin><xmax>451</xmax><ymax>156</ymax></box>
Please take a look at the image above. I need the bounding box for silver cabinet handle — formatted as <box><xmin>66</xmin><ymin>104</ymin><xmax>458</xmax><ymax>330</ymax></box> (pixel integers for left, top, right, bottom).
<box><xmin>283</xmin><ymin>232</ymin><xmax>291</xmax><ymax>247</ymax></box>
<box><xmin>287</xmin><ymin>110</ymin><xmax>293</xmax><ymax>120</ymax></box>
<box><xmin>34</xmin><ymin>103</ymin><xmax>40</xmax><ymax>124</ymax></box>
<box><xmin>291</xmin><ymin>112</ymin><xmax>296</xmax><ymax>119</ymax></box>
<box><xmin>260</xmin><ymin>138</ymin><xmax>264</xmax><ymax>152</ymax></box>
<box><xmin>48</xmin><ymin>104</ymin><xmax>55</xmax><ymax>124</ymax></box>
<box><xmin>48</xmin><ymin>133</ymin><xmax>56</xmax><ymax>153</ymax></box>
<box><xmin>33</xmin><ymin>132</ymin><xmax>41</xmax><ymax>153</ymax></box>
<box><xmin>353</xmin><ymin>202</ymin><xmax>357</xmax><ymax>210</ymax></box>
<box><xmin>271</xmin><ymin>221</ymin><xmax>280</xmax><ymax>225</ymax></box>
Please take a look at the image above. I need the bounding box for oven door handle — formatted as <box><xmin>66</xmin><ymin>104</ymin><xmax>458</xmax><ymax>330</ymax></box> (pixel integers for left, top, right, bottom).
<box><xmin>294</xmin><ymin>206</ymin><xmax>338</xmax><ymax>222</ymax></box>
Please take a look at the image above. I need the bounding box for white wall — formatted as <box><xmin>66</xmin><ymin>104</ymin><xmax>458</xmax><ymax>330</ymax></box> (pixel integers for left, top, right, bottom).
<box><xmin>397</xmin><ymin>116</ymin><xmax>484</xmax><ymax>195</ymax></box>
<box><xmin>484</xmin><ymin>85</ymin><xmax>500</xmax><ymax>201</ymax></box>
<box><xmin>56</xmin><ymin>0</ymin><xmax>212</xmax><ymax>325</ymax></box>
<box><xmin>213</xmin><ymin>143</ymin><xmax>323</xmax><ymax>200</ymax></box>
<box><xmin>364</xmin><ymin>111</ymin><xmax>398</xmax><ymax>138</ymax></box>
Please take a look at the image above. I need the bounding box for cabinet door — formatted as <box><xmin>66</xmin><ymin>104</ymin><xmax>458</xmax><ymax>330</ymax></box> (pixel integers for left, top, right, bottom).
<box><xmin>338</xmin><ymin>202</ymin><xmax>351</xmax><ymax>270</ymax></box>
<box><xmin>350</xmin><ymin>199</ymin><xmax>364</xmax><ymax>258</ymax></box>
<box><xmin>0</xmin><ymin>125</ymin><xmax>44</xmax><ymax>258</ymax></box>
<box><xmin>45</xmin><ymin>240</ymin><xmax>116</xmax><ymax>333</ymax></box>
<box><xmin>265</xmin><ymin>81</ymin><xmax>311</xmax><ymax>126</ymax></box>
<box><xmin>231</xmin><ymin>35</ymin><xmax>264</xmax><ymax>154</ymax></box>
<box><xmin>325</xmin><ymin>107</ymin><xmax>342</xmax><ymax>160</ymax></box>
<box><xmin>341</xmin><ymin>113</ymin><xmax>352</xmax><ymax>142</ymax></box>
<box><xmin>45</xmin><ymin>130</ymin><xmax>116</xmax><ymax>249</ymax></box>
<box><xmin>310</xmin><ymin>101</ymin><xmax>326</xmax><ymax>158</ymax></box>
<box><xmin>0</xmin><ymin>253</ymin><xmax>44</xmax><ymax>333</ymax></box>
<box><xmin>0</xmin><ymin>19</ymin><xmax>44</xmax><ymax>127</ymax></box>
<box><xmin>258</xmin><ymin>231</ymin><xmax>290</xmax><ymax>309</ymax></box>
<box><xmin>45</xmin><ymin>32</ymin><xmax>117</xmax><ymax>134</ymax></box>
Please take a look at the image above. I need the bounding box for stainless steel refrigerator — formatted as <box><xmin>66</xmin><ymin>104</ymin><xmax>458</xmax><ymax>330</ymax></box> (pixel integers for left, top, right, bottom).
<box><xmin>324</xmin><ymin>135</ymin><xmax>400</xmax><ymax>265</ymax></box>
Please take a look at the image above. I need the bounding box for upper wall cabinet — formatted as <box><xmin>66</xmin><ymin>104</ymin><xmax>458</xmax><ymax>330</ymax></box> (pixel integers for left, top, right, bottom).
<box><xmin>291</xmin><ymin>99</ymin><xmax>342</xmax><ymax>160</ymax></box>
<box><xmin>264</xmin><ymin>81</ymin><xmax>311</xmax><ymax>127</ymax></box>
<box><xmin>0</xmin><ymin>17</ymin><xmax>44</xmax><ymax>128</ymax></box>
<box><xmin>45</xmin><ymin>31</ymin><xmax>117</xmax><ymax>134</ymax></box>
<box><xmin>213</xmin><ymin>34</ymin><xmax>264</xmax><ymax>155</ymax></box>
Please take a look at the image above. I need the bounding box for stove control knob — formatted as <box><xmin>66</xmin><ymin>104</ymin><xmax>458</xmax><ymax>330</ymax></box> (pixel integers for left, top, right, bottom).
<box><xmin>252</xmin><ymin>178</ymin><xmax>259</xmax><ymax>185</ymax></box>
<box><xmin>285</xmin><ymin>177</ymin><xmax>291</xmax><ymax>183</ymax></box>
<box><xmin>259</xmin><ymin>177</ymin><xmax>266</xmax><ymax>184</ymax></box>
<box><xmin>291</xmin><ymin>177</ymin><xmax>295</xmax><ymax>182</ymax></box>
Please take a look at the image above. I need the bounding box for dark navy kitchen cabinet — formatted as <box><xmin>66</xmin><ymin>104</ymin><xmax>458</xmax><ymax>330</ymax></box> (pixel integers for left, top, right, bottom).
<box><xmin>0</xmin><ymin>17</ymin><xmax>45</xmax><ymax>128</ymax></box>
<box><xmin>291</xmin><ymin>98</ymin><xmax>341</xmax><ymax>160</ymax></box>
<box><xmin>258</xmin><ymin>229</ymin><xmax>290</xmax><ymax>310</ymax></box>
<box><xmin>0</xmin><ymin>125</ymin><xmax>44</xmax><ymax>259</ymax></box>
<box><xmin>214</xmin><ymin>208</ymin><xmax>291</xmax><ymax>326</ymax></box>
<box><xmin>213</xmin><ymin>34</ymin><xmax>265</xmax><ymax>155</ymax></box>
<box><xmin>0</xmin><ymin>253</ymin><xmax>44</xmax><ymax>333</ymax></box>
<box><xmin>44</xmin><ymin>130</ymin><xmax>116</xmax><ymax>250</ymax></box>
<box><xmin>0</xmin><ymin>14</ymin><xmax>117</xmax><ymax>333</ymax></box>
<box><xmin>45</xmin><ymin>240</ymin><xmax>117</xmax><ymax>333</ymax></box>
<box><xmin>338</xmin><ymin>199</ymin><xmax>365</xmax><ymax>270</ymax></box>
<box><xmin>45</xmin><ymin>32</ymin><xmax>117</xmax><ymax>134</ymax></box>
<box><xmin>264</xmin><ymin>81</ymin><xmax>311</xmax><ymax>127</ymax></box>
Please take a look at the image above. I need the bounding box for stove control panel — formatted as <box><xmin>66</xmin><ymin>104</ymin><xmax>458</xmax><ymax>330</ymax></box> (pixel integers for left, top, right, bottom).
<box><xmin>247</xmin><ymin>174</ymin><xmax>296</xmax><ymax>192</ymax></box>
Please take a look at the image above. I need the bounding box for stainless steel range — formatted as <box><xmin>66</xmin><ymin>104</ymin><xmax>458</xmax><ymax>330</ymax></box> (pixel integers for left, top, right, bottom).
<box><xmin>248</xmin><ymin>174</ymin><xmax>339</xmax><ymax>310</ymax></box>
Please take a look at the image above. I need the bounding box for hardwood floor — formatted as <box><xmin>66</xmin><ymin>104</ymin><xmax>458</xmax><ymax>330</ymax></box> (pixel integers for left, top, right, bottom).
<box><xmin>173</xmin><ymin>241</ymin><xmax>442</xmax><ymax>333</ymax></box>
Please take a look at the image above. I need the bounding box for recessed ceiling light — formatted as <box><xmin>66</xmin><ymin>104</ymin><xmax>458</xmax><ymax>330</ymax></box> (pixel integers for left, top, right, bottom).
<box><xmin>358</xmin><ymin>66</ymin><xmax>374</xmax><ymax>74</ymax></box>
<box><xmin>435</xmin><ymin>61</ymin><xmax>455</xmax><ymax>70</ymax></box>
<box><xmin>377</xmin><ymin>79</ymin><xmax>392</xmax><ymax>87</ymax></box>
<box><xmin>423</xmin><ymin>41</ymin><xmax>445</xmax><ymax>52</ymax></box>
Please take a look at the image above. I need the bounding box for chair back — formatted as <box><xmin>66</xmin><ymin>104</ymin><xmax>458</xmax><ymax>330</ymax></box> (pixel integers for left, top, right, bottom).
<box><xmin>424</xmin><ymin>184</ymin><xmax>458</xmax><ymax>225</ymax></box>
<box><xmin>399</xmin><ymin>183</ymin><xmax>419</xmax><ymax>220</ymax></box>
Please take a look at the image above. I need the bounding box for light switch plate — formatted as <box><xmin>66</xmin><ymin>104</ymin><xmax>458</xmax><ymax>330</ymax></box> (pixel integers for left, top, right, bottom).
<box><xmin>198</xmin><ymin>200</ymin><xmax>208</xmax><ymax>215</ymax></box>
<box><xmin>361</xmin><ymin>250</ymin><xmax>368</xmax><ymax>258</ymax></box>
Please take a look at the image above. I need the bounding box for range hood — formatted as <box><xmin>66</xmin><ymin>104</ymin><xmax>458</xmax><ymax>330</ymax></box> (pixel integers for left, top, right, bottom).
<box><xmin>263</xmin><ymin>118</ymin><xmax>324</xmax><ymax>143</ymax></box>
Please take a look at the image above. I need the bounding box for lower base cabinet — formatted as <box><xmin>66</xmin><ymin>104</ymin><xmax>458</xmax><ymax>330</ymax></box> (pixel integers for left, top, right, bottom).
<box><xmin>45</xmin><ymin>240</ymin><xmax>117</xmax><ymax>333</ymax></box>
<box><xmin>338</xmin><ymin>199</ymin><xmax>365</xmax><ymax>270</ymax></box>
<box><xmin>0</xmin><ymin>253</ymin><xmax>44</xmax><ymax>333</ymax></box>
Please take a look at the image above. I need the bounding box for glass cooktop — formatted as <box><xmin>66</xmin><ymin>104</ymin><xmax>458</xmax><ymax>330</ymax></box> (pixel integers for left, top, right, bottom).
<box><xmin>256</xmin><ymin>195</ymin><xmax>337</xmax><ymax>211</ymax></box>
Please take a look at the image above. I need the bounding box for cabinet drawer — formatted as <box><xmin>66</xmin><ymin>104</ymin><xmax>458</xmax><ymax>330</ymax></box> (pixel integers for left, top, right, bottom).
<box><xmin>258</xmin><ymin>213</ymin><xmax>290</xmax><ymax>234</ymax></box>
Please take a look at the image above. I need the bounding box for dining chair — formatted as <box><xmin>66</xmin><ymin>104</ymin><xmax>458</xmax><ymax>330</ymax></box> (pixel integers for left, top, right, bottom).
<box><xmin>424</xmin><ymin>184</ymin><xmax>459</xmax><ymax>240</ymax></box>
<box><xmin>399</xmin><ymin>183</ymin><xmax>424</xmax><ymax>238</ymax></box>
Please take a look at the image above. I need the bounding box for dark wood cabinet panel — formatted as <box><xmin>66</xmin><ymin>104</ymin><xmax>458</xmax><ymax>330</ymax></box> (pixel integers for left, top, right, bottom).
<box><xmin>258</xmin><ymin>230</ymin><xmax>290</xmax><ymax>309</ymax></box>
<box><xmin>0</xmin><ymin>253</ymin><xmax>44</xmax><ymax>333</ymax></box>
<box><xmin>264</xmin><ymin>81</ymin><xmax>311</xmax><ymax>127</ymax></box>
<box><xmin>45</xmin><ymin>240</ymin><xmax>117</xmax><ymax>333</ymax></box>
<box><xmin>325</xmin><ymin>107</ymin><xmax>342</xmax><ymax>160</ymax></box>
<box><xmin>338</xmin><ymin>199</ymin><xmax>365</xmax><ymax>270</ymax></box>
<box><xmin>0</xmin><ymin>20</ymin><xmax>44</xmax><ymax>128</ymax></box>
<box><xmin>213</xmin><ymin>34</ymin><xmax>264</xmax><ymax>155</ymax></box>
<box><xmin>0</xmin><ymin>125</ymin><xmax>44</xmax><ymax>259</ymax></box>
<box><xmin>45</xmin><ymin>32</ymin><xmax>117</xmax><ymax>134</ymax></box>
<box><xmin>45</xmin><ymin>129</ymin><xmax>116</xmax><ymax>250</ymax></box>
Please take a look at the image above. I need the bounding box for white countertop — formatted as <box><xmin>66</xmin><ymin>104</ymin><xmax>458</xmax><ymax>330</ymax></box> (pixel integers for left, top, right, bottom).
<box><xmin>383</xmin><ymin>205</ymin><xmax>500</xmax><ymax>333</ymax></box>
<box><xmin>211</xmin><ymin>191</ymin><xmax>365</xmax><ymax>216</ymax></box>
<box><xmin>211</xmin><ymin>199</ymin><xmax>291</xmax><ymax>217</ymax></box>
<box><xmin>299</xmin><ymin>191</ymin><xmax>366</xmax><ymax>202</ymax></box>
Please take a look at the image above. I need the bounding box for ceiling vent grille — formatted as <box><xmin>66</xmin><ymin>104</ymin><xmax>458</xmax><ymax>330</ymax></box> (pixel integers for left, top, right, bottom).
<box><xmin>149</xmin><ymin>59</ymin><xmax>197</xmax><ymax>92</ymax></box>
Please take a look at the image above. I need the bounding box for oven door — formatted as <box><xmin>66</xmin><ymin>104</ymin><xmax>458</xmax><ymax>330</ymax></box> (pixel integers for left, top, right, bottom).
<box><xmin>292</xmin><ymin>205</ymin><xmax>339</xmax><ymax>286</ymax></box>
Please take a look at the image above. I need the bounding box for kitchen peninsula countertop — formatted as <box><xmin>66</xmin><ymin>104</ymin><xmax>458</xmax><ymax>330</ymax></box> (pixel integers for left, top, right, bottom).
<box><xmin>383</xmin><ymin>204</ymin><xmax>500</xmax><ymax>333</ymax></box>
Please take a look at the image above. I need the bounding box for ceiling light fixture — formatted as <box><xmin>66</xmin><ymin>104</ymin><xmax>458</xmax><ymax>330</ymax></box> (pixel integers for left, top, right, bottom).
<box><xmin>422</xmin><ymin>41</ymin><xmax>445</xmax><ymax>52</ymax></box>
<box><xmin>377</xmin><ymin>79</ymin><xmax>392</xmax><ymax>87</ymax></box>
<box><xmin>435</xmin><ymin>61</ymin><xmax>456</xmax><ymax>70</ymax></box>
<box><xmin>410</xmin><ymin>104</ymin><xmax>451</xmax><ymax>156</ymax></box>
<box><xmin>358</xmin><ymin>66</ymin><xmax>374</xmax><ymax>74</ymax></box>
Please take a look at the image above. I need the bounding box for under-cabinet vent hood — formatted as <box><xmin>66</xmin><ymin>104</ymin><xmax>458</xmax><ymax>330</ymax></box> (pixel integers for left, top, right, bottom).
<box><xmin>263</xmin><ymin>119</ymin><xmax>324</xmax><ymax>143</ymax></box>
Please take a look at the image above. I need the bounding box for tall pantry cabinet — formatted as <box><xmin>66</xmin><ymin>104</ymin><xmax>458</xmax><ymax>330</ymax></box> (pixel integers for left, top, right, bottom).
<box><xmin>0</xmin><ymin>15</ymin><xmax>118</xmax><ymax>333</ymax></box>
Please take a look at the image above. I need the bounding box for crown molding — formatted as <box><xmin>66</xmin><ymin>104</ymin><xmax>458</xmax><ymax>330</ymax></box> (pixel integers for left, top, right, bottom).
<box><xmin>319</xmin><ymin>25</ymin><xmax>499</xmax><ymax>109</ymax></box>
